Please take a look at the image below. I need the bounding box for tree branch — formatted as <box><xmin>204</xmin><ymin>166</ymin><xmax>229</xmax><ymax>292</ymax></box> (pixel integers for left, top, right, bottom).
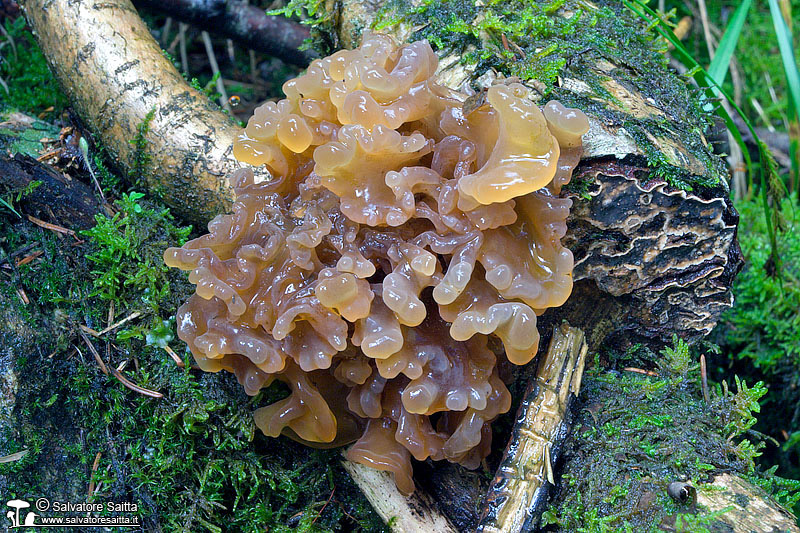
<box><xmin>131</xmin><ymin>0</ymin><xmax>317</xmax><ymax>67</ymax></box>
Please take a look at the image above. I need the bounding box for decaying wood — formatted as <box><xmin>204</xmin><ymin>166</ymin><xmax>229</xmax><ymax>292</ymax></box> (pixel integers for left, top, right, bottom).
<box><xmin>19</xmin><ymin>2</ymin><xmax>794</xmax><ymax>531</ymax></box>
<box><xmin>132</xmin><ymin>0</ymin><xmax>316</xmax><ymax>66</ymax></box>
<box><xmin>0</xmin><ymin>153</ymin><xmax>102</xmax><ymax>229</ymax></box>
<box><xmin>479</xmin><ymin>323</ymin><xmax>588</xmax><ymax>533</ymax></box>
<box><xmin>690</xmin><ymin>474</ymin><xmax>799</xmax><ymax>533</ymax></box>
<box><xmin>330</xmin><ymin>0</ymin><xmax>743</xmax><ymax>350</ymax></box>
<box><xmin>559</xmin><ymin>161</ymin><xmax>742</xmax><ymax>346</ymax></box>
<box><xmin>21</xmin><ymin>0</ymin><xmax>743</xmax><ymax>347</ymax></box>
<box><xmin>341</xmin><ymin>458</ymin><xmax>459</xmax><ymax>533</ymax></box>
<box><xmin>19</xmin><ymin>0</ymin><xmax>260</xmax><ymax>222</ymax></box>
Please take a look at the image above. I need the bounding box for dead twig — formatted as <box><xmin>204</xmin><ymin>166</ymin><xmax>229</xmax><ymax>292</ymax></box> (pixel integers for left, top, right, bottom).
<box><xmin>164</xmin><ymin>345</ymin><xmax>185</xmax><ymax>368</ymax></box>
<box><xmin>201</xmin><ymin>31</ymin><xmax>233</xmax><ymax>114</ymax></box>
<box><xmin>311</xmin><ymin>487</ymin><xmax>335</xmax><ymax>526</ymax></box>
<box><xmin>98</xmin><ymin>311</ymin><xmax>141</xmax><ymax>337</ymax></box>
<box><xmin>623</xmin><ymin>366</ymin><xmax>659</xmax><ymax>377</ymax></box>
<box><xmin>109</xmin><ymin>366</ymin><xmax>163</xmax><ymax>398</ymax></box>
<box><xmin>179</xmin><ymin>22</ymin><xmax>189</xmax><ymax>75</ymax></box>
<box><xmin>700</xmin><ymin>354</ymin><xmax>710</xmax><ymax>404</ymax></box>
<box><xmin>0</xmin><ymin>450</ymin><xmax>29</xmax><ymax>463</ymax></box>
<box><xmin>78</xmin><ymin>330</ymin><xmax>108</xmax><ymax>375</ymax></box>
<box><xmin>16</xmin><ymin>287</ymin><xmax>28</xmax><ymax>304</ymax></box>
<box><xmin>15</xmin><ymin>249</ymin><xmax>43</xmax><ymax>266</ymax></box>
<box><xmin>87</xmin><ymin>452</ymin><xmax>102</xmax><ymax>500</ymax></box>
<box><xmin>26</xmin><ymin>214</ymin><xmax>77</xmax><ymax>238</ymax></box>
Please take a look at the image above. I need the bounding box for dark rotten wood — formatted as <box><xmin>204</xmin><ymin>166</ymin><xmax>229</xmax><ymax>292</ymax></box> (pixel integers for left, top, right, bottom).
<box><xmin>0</xmin><ymin>153</ymin><xmax>102</xmax><ymax>229</ymax></box>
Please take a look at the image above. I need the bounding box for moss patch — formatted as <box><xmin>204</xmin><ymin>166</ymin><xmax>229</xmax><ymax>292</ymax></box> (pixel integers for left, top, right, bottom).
<box><xmin>543</xmin><ymin>337</ymin><xmax>799</xmax><ymax>531</ymax></box>
<box><xmin>0</xmin><ymin>17</ymin><xmax>68</xmax><ymax>114</ymax></box>
<box><xmin>0</xmin><ymin>193</ymin><xmax>386</xmax><ymax>532</ymax></box>
<box><xmin>367</xmin><ymin>0</ymin><xmax>726</xmax><ymax>191</ymax></box>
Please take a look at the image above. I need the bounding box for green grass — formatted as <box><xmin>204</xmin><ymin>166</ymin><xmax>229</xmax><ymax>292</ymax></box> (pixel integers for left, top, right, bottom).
<box><xmin>665</xmin><ymin>0</ymin><xmax>800</xmax><ymax>130</ymax></box>
<box><xmin>0</xmin><ymin>17</ymin><xmax>68</xmax><ymax>113</ymax></box>
<box><xmin>714</xmin><ymin>195</ymin><xmax>800</xmax><ymax>503</ymax></box>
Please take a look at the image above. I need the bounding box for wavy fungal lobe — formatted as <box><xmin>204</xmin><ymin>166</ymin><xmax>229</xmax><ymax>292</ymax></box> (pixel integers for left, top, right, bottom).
<box><xmin>164</xmin><ymin>32</ymin><xmax>588</xmax><ymax>494</ymax></box>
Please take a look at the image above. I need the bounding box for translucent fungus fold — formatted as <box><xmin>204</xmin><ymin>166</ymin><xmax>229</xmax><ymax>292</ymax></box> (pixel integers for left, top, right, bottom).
<box><xmin>165</xmin><ymin>32</ymin><xmax>588</xmax><ymax>495</ymax></box>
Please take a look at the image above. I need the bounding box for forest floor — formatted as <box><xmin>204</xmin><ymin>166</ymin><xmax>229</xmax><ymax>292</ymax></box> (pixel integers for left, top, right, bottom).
<box><xmin>1</xmin><ymin>1</ymin><xmax>799</xmax><ymax>531</ymax></box>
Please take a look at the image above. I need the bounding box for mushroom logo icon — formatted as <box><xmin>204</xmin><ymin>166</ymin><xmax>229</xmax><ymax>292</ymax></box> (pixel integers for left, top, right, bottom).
<box><xmin>5</xmin><ymin>499</ymin><xmax>37</xmax><ymax>528</ymax></box>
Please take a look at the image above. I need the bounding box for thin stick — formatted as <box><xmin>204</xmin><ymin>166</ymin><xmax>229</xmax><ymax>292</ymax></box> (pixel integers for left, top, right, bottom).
<box><xmin>201</xmin><ymin>31</ymin><xmax>233</xmax><ymax>114</ymax></box>
<box><xmin>26</xmin><ymin>214</ymin><xmax>76</xmax><ymax>237</ymax></box>
<box><xmin>623</xmin><ymin>366</ymin><xmax>659</xmax><ymax>377</ymax></box>
<box><xmin>226</xmin><ymin>38</ymin><xmax>235</xmax><ymax>63</ymax></box>
<box><xmin>79</xmin><ymin>330</ymin><xmax>108</xmax><ymax>375</ymax></box>
<box><xmin>179</xmin><ymin>23</ymin><xmax>189</xmax><ymax>75</ymax></box>
<box><xmin>87</xmin><ymin>452</ymin><xmax>102</xmax><ymax>500</ymax></box>
<box><xmin>696</xmin><ymin>0</ymin><xmax>715</xmax><ymax>60</ymax></box>
<box><xmin>15</xmin><ymin>250</ymin><xmax>42</xmax><ymax>267</ymax></box>
<box><xmin>751</xmin><ymin>98</ymin><xmax>776</xmax><ymax>132</ymax></box>
<box><xmin>16</xmin><ymin>288</ymin><xmax>28</xmax><ymax>305</ymax></box>
<box><xmin>249</xmin><ymin>50</ymin><xmax>258</xmax><ymax>86</ymax></box>
<box><xmin>164</xmin><ymin>345</ymin><xmax>185</xmax><ymax>368</ymax></box>
<box><xmin>700</xmin><ymin>354</ymin><xmax>710</xmax><ymax>404</ymax></box>
<box><xmin>0</xmin><ymin>21</ymin><xmax>17</xmax><ymax>60</ymax></box>
<box><xmin>167</xmin><ymin>31</ymin><xmax>182</xmax><ymax>54</ymax></box>
<box><xmin>109</xmin><ymin>367</ymin><xmax>163</xmax><ymax>398</ymax></box>
<box><xmin>79</xmin><ymin>324</ymin><xmax>101</xmax><ymax>337</ymax></box>
<box><xmin>161</xmin><ymin>17</ymin><xmax>172</xmax><ymax>47</ymax></box>
<box><xmin>96</xmin><ymin>311</ymin><xmax>141</xmax><ymax>337</ymax></box>
<box><xmin>0</xmin><ymin>450</ymin><xmax>29</xmax><ymax>463</ymax></box>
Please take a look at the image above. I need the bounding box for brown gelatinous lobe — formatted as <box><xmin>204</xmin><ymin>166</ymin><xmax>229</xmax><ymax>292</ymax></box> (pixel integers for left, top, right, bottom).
<box><xmin>164</xmin><ymin>32</ymin><xmax>588</xmax><ymax>495</ymax></box>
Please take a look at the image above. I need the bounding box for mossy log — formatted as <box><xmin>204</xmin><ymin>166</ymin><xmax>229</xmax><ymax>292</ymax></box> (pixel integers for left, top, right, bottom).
<box><xmin>17</xmin><ymin>0</ymin><xmax>797</xmax><ymax>531</ymax></box>
<box><xmin>20</xmin><ymin>0</ymin><xmax>742</xmax><ymax>350</ymax></box>
<box><xmin>0</xmin><ymin>153</ymin><xmax>102</xmax><ymax>229</ymax></box>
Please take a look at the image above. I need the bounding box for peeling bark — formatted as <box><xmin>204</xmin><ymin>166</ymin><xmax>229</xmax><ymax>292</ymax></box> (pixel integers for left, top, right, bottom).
<box><xmin>479</xmin><ymin>324</ymin><xmax>588</xmax><ymax>533</ymax></box>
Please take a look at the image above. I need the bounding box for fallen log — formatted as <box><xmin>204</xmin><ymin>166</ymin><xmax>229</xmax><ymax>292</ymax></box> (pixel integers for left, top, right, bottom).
<box><xmin>19</xmin><ymin>0</ymin><xmax>256</xmax><ymax>222</ymax></box>
<box><xmin>479</xmin><ymin>323</ymin><xmax>588</xmax><ymax>532</ymax></box>
<box><xmin>19</xmin><ymin>0</ymin><xmax>796</xmax><ymax>530</ymax></box>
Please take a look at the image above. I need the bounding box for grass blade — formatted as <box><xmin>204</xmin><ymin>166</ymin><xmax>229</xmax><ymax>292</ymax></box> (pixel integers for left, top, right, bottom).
<box><xmin>768</xmin><ymin>0</ymin><xmax>800</xmax><ymax>128</ymax></box>
<box><xmin>707</xmin><ymin>0</ymin><xmax>752</xmax><ymax>89</ymax></box>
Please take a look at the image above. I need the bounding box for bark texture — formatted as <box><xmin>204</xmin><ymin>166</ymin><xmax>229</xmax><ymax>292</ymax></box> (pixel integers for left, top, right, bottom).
<box><xmin>19</xmin><ymin>0</ymin><xmax>261</xmax><ymax>222</ymax></box>
<box><xmin>479</xmin><ymin>324</ymin><xmax>588</xmax><ymax>533</ymax></box>
<box><xmin>0</xmin><ymin>153</ymin><xmax>103</xmax><ymax>229</ymax></box>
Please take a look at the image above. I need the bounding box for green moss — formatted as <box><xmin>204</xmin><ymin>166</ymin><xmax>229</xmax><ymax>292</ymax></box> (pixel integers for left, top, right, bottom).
<box><xmin>268</xmin><ymin>0</ymin><xmax>337</xmax><ymax>54</ymax></box>
<box><xmin>130</xmin><ymin>109</ymin><xmax>156</xmax><ymax>185</ymax></box>
<box><xmin>373</xmin><ymin>0</ymin><xmax>726</xmax><ymax>191</ymax></box>
<box><xmin>543</xmin><ymin>337</ymin><xmax>796</xmax><ymax>531</ymax></box>
<box><xmin>1</xmin><ymin>188</ymin><xmax>385</xmax><ymax>531</ymax></box>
